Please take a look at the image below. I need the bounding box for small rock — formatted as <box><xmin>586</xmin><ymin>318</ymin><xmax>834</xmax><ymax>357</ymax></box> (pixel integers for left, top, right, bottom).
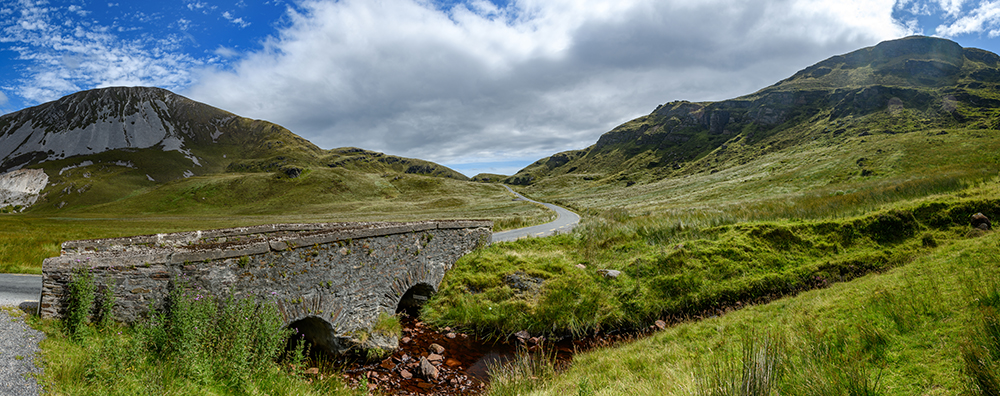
<box><xmin>655</xmin><ymin>320</ymin><xmax>666</xmax><ymax>330</ymax></box>
<box><xmin>515</xmin><ymin>330</ymin><xmax>531</xmax><ymax>340</ymax></box>
<box><xmin>598</xmin><ymin>269</ymin><xmax>621</xmax><ymax>279</ymax></box>
<box><xmin>400</xmin><ymin>369</ymin><xmax>413</xmax><ymax>379</ymax></box>
<box><xmin>427</xmin><ymin>353</ymin><xmax>444</xmax><ymax>362</ymax></box>
<box><xmin>419</xmin><ymin>357</ymin><xmax>439</xmax><ymax>380</ymax></box>
<box><xmin>445</xmin><ymin>358</ymin><xmax>462</xmax><ymax>367</ymax></box>
<box><xmin>380</xmin><ymin>359</ymin><xmax>394</xmax><ymax>370</ymax></box>
<box><xmin>446</xmin><ymin>332</ymin><xmax>456</xmax><ymax>339</ymax></box>
<box><xmin>972</xmin><ymin>212</ymin><xmax>992</xmax><ymax>230</ymax></box>
<box><xmin>402</xmin><ymin>336</ymin><xmax>411</xmax><ymax>344</ymax></box>
<box><xmin>575</xmin><ymin>264</ymin><xmax>586</xmax><ymax>270</ymax></box>
<box><xmin>305</xmin><ymin>367</ymin><xmax>319</xmax><ymax>375</ymax></box>
<box><xmin>428</xmin><ymin>343</ymin><xmax>446</xmax><ymax>354</ymax></box>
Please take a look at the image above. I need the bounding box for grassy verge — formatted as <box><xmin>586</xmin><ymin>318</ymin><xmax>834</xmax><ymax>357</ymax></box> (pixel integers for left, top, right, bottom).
<box><xmin>423</xmin><ymin>185</ymin><xmax>998</xmax><ymax>338</ymax></box>
<box><xmin>484</xmin><ymin>228</ymin><xmax>1000</xmax><ymax>395</ymax></box>
<box><xmin>33</xmin><ymin>274</ymin><xmax>362</xmax><ymax>395</ymax></box>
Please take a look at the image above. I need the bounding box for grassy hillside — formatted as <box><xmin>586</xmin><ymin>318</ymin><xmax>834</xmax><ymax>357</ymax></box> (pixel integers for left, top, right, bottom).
<box><xmin>410</xmin><ymin>37</ymin><xmax>1000</xmax><ymax>394</ymax></box>
<box><xmin>516</xmin><ymin>126</ymin><xmax>999</xmax><ymax>220</ymax></box>
<box><xmin>487</xmin><ymin>226</ymin><xmax>1000</xmax><ymax>395</ymax></box>
<box><xmin>0</xmin><ymin>87</ymin><xmax>558</xmax><ymax>274</ymax></box>
<box><xmin>506</xmin><ymin>36</ymin><xmax>1000</xmax><ymax>200</ymax></box>
<box><xmin>0</xmin><ymin>87</ymin><xmax>469</xmax><ymax>214</ymax></box>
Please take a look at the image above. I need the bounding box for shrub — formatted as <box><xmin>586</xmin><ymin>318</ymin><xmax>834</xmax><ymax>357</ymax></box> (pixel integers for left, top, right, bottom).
<box><xmin>65</xmin><ymin>267</ymin><xmax>96</xmax><ymax>341</ymax></box>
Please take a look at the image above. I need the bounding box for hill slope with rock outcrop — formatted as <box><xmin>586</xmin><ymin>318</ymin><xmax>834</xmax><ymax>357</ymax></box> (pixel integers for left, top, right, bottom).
<box><xmin>0</xmin><ymin>87</ymin><xmax>467</xmax><ymax>212</ymax></box>
<box><xmin>505</xmin><ymin>36</ymin><xmax>1000</xmax><ymax>190</ymax></box>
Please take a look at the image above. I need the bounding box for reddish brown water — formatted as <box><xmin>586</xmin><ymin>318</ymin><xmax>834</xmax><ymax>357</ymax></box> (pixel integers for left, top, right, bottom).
<box><xmin>325</xmin><ymin>314</ymin><xmax>650</xmax><ymax>395</ymax></box>
<box><xmin>323</xmin><ymin>290</ymin><xmax>800</xmax><ymax>394</ymax></box>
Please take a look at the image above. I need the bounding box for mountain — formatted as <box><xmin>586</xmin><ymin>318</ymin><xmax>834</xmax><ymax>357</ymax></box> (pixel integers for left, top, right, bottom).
<box><xmin>0</xmin><ymin>87</ymin><xmax>466</xmax><ymax>211</ymax></box>
<box><xmin>505</xmin><ymin>36</ymin><xmax>1000</xmax><ymax>188</ymax></box>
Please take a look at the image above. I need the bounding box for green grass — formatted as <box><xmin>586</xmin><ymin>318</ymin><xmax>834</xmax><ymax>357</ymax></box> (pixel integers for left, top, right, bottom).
<box><xmin>518</xmin><ymin>127</ymin><xmax>1000</xmax><ymax>221</ymax></box>
<box><xmin>423</xmin><ymin>181</ymin><xmax>999</xmax><ymax>338</ymax></box>
<box><xmin>0</xmin><ymin>172</ymin><xmax>552</xmax><ymax>274</ymax></box>
<box><xmin>33</xmin><ymin>279</ymin><xmax>362</xmax><ymax>395</ymax></box>
<box><xmin>483</xmin><ymin>224</ymin><xmax>1000</xmax><ymax>395</ymax></box>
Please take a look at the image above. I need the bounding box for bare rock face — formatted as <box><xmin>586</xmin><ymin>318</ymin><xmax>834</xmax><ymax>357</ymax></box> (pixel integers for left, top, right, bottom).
<box><xmin>0</xmin><ymin>169</ymin><xmax>48</xmax><ymax>210</ymax></box>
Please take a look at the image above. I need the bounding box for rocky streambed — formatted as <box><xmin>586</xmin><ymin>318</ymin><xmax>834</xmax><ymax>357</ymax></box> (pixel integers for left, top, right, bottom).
<box><xmin>328</xmin><ymin>315</ymin><xmax>655</xmax><ymax>395</ymax></box>
<box><xmin>325</xmin><ymin>285</ymin><xmax>823</xmax><ymax>394</ymax></box>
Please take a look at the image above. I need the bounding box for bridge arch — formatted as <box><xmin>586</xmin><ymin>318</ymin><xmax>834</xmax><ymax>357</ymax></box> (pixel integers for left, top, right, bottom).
<box><xmin>395</xmin><ymin>282</ymin><xmax>436</xmax><ymax>316</ymax></box>
<box><xmin>39</xmin><ymin>221</ymin><xmax>492</xmax><ymax>357</ymax></box>
<box><xmin>287</xmin><ymin>315</ymin><xmax>339</xmax><ymax>355</ymax></box>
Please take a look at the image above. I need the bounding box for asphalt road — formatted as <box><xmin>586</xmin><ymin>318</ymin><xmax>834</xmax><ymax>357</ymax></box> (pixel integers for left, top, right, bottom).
<box><xmin>490</xmin><ymin>184</ymin><xmax>580</xmax><ymax>243</ymax></box>
<box><xmin>0</xmin><ymin>274</ymin><xmax>41</xmax><ymax>310</ymax></box>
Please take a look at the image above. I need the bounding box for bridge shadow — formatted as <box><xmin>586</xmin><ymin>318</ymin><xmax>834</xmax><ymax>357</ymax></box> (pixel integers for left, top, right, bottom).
<box><xmin>286</xmin><ymin>282</ymin><xmax>438</xmax><ymax>359</ymax></box>
<box><xmin>396</xmin><ymin>282</ymin><xmax>435</xmax><ymax>317</ymax></box>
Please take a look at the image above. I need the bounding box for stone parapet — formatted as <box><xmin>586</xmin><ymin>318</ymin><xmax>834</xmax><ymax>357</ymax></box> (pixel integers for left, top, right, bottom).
<box><xmin>41</xmin><ymin>220</ymin><xmax>491</xmax><ymax>355</ymax></box>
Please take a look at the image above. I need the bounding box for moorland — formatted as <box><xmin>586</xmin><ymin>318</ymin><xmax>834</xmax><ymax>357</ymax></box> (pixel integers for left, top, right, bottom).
<box><xmin>6</xmin><ymin>35</ymin><xmax>1000</xmax><ymax>395</ymax></box>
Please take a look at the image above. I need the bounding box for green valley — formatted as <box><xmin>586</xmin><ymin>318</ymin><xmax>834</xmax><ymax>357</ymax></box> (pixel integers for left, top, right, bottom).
<box><xmin>413</xmin><ymin>36</ymin><xmax>1000</xmax><ymax>395</ymax></box>
<box><xmin>10</xmin><ymin>36</ymin><xmax>1000</xmax><ymax>395</ymax></box>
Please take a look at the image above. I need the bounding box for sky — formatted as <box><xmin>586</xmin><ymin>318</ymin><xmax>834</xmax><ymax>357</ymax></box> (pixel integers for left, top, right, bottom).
<box><xmin>2</xmin><ymin>0</ymin><xmax>1000</xmax><ymax>177</ymax></box>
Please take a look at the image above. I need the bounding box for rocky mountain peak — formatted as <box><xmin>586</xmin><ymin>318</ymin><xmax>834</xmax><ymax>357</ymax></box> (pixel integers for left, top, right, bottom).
<box><xmin>0</xmin><ymin>86</ymin><xmax>229</xmax><ymax>172</ymax></box>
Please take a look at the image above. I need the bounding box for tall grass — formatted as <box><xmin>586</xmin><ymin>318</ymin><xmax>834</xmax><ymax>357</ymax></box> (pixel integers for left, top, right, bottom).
<box><xmin>695</xmin><ymin>331</ymin><xmax>784</xmax><ymax>396</ymax></box>
<box><xmin>426</xmin><ymin>191</ymin><xmax>991</xmax><ymax>338</ymax></box>
<box><xmin>64</xmin><ymin>267</ymin><xmax>96</xmax><ymax>341</ymax></box>
<box><xmin>39</xmin><ymin>279</ymin><xmax>360</xmax><ymax>395</ymax></box>
<box><xmin>489</xmin><ymin>228</ymin><xmax>1000</xmax><ymax>395</ymax></box>
<box><xmin>485</xmin><ymin>348</ymin><xmax>558</xmax><ymax>396</ymax></box>
<box><xmin>962</xmin><ymin>281</ymin><xmax>1000</xmax><ymax>395</ymax></box>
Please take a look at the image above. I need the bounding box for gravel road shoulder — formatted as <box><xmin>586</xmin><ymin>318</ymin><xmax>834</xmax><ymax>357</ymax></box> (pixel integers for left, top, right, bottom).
<box><xmin>0</xmin><ymin>303</ymin><xmax>45</xmax><ymax>396</ymax></box>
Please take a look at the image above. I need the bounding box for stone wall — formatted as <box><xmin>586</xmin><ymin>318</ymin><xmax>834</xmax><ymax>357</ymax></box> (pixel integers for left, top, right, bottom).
<box><xmin>40</xmin><ymin>220</ymin><xmax>491</xmax><ymax>354</ymax></box>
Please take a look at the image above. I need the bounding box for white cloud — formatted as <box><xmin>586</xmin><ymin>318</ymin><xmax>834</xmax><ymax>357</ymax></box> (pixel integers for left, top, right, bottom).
<box><xmin>222</xmin><ymin>11</ymin><xmax>250</xmax><ymax>28</ymax></box>
<box><xmin>187</xmin><ymin>0</ymin><xmax>908</xmax><ymax>165</ymax></box>
<box><xmin>187</xmin><ymin>2</ymin><xmax>209</xmax><ymax>12</ymax></box>
<box><xmin>938</xmin><ymin>0</ymin><xmax>968</xmax><ymax>15</ymax></box>
<box><xmin>213</xmin><ymin>45</ymin><xmax>239</xmax><ymax>58</ymax></box>
<box><xmin>936</xmin><ymin>1</ymin><xmax>1000</xmax><ymax>36</ymax></box>
<box><xmin>1</xmin><ymin>0</ymin><xmax>202</xmax><ymax>103</ymax></box>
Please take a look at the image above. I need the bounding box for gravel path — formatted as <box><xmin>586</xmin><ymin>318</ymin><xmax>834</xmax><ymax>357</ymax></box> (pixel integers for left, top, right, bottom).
<box><xmin>0</xmin><ymin>302</ymin><xmax>45</xmax><ymax>396</ymax></box>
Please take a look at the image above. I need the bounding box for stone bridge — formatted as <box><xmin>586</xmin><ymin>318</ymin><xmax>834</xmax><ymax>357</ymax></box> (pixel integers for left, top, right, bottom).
<box><xmin>39</xmin><ymin>220</ymin><xmax>491</xmax><ymax>355</ymax></box>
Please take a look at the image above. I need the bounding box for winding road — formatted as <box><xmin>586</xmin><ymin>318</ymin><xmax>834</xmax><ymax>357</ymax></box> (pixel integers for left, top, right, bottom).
<box><xmin>490</xmin><ymin>184</ymin><xmax>580</xmax><ymax>243</ymax></box>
